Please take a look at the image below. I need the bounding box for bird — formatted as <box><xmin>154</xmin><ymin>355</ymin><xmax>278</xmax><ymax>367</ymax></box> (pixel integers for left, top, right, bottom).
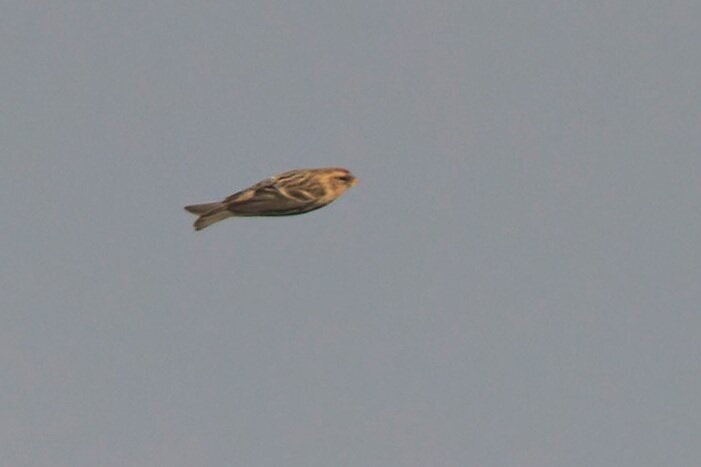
<box><xmin>184</xmin><ymin>167</ymin><xmax>357</xmax><ymax>230</ymax></box>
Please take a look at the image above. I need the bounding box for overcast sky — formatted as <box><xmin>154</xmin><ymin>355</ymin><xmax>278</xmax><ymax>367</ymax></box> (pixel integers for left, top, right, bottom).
<box><xmin>2</xmin><ymin>2</ymin><xmax>701</xmax><ymax>466</ymax></box>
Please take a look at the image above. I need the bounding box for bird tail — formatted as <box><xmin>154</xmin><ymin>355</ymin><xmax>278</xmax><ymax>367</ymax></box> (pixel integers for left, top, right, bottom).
<box><xmin>184</xmin><ymin>202</ymin><xmax>232</xmax><ymax>231</ymax></box>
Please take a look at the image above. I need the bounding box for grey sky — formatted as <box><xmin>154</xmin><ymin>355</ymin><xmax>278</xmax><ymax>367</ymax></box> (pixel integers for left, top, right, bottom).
<box><xmin>2</xmin><ymin>2</ymin><xmax>701</xmax><ymax>466</ymax></box>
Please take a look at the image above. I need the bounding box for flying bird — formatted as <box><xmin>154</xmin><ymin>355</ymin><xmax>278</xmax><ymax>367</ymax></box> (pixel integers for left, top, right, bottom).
<box><xmin>185</xmin><ymin>167</ymin><xmax>357</xmax><ymax>230</ymax></box>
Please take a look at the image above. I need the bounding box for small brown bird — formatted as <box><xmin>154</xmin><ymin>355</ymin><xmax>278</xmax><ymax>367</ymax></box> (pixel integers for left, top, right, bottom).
<box><xmin>185</xmin><ymin>167</ymin><xmax>357</xmax><ymax>230</ymax></box>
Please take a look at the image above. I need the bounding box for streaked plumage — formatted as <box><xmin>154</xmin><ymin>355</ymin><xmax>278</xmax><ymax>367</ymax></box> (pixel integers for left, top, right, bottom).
<box><xmin>185</xmin><ymin>167</ymin><xmax>357</xmax><ymax>230</ymax></box>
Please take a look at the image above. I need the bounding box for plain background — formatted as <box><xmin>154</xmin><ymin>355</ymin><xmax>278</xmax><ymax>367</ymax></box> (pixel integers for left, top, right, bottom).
<box><xmin>2</xmin><ymin>2</ymin><xmax>700</xmax><ymax>466</ymax></box>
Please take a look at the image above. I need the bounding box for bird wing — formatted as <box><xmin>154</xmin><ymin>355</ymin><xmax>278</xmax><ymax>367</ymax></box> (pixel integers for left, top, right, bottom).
<box><xmin>222</xmin><ymin>180</ymin><xmax>316</xmax><ymax>216</ymax></box>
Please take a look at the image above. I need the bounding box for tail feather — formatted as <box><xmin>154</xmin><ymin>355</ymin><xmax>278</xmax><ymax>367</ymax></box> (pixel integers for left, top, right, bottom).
<box><xmin>184</xmin><ymin>202</ymin><xmax>223</xmax><ymax>215</ymax></box>
<box><xmin>184</xmin><ymin>202</ymin><xmax>232</xmax><ymax>231</ymax></box>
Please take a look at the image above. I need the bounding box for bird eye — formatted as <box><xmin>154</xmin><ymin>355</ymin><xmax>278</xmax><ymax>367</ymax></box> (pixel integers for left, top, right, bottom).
<box><xmin>338</xmin><ymin>175</ymin><xmax>352</xmax><ymax>182</ymax></box>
